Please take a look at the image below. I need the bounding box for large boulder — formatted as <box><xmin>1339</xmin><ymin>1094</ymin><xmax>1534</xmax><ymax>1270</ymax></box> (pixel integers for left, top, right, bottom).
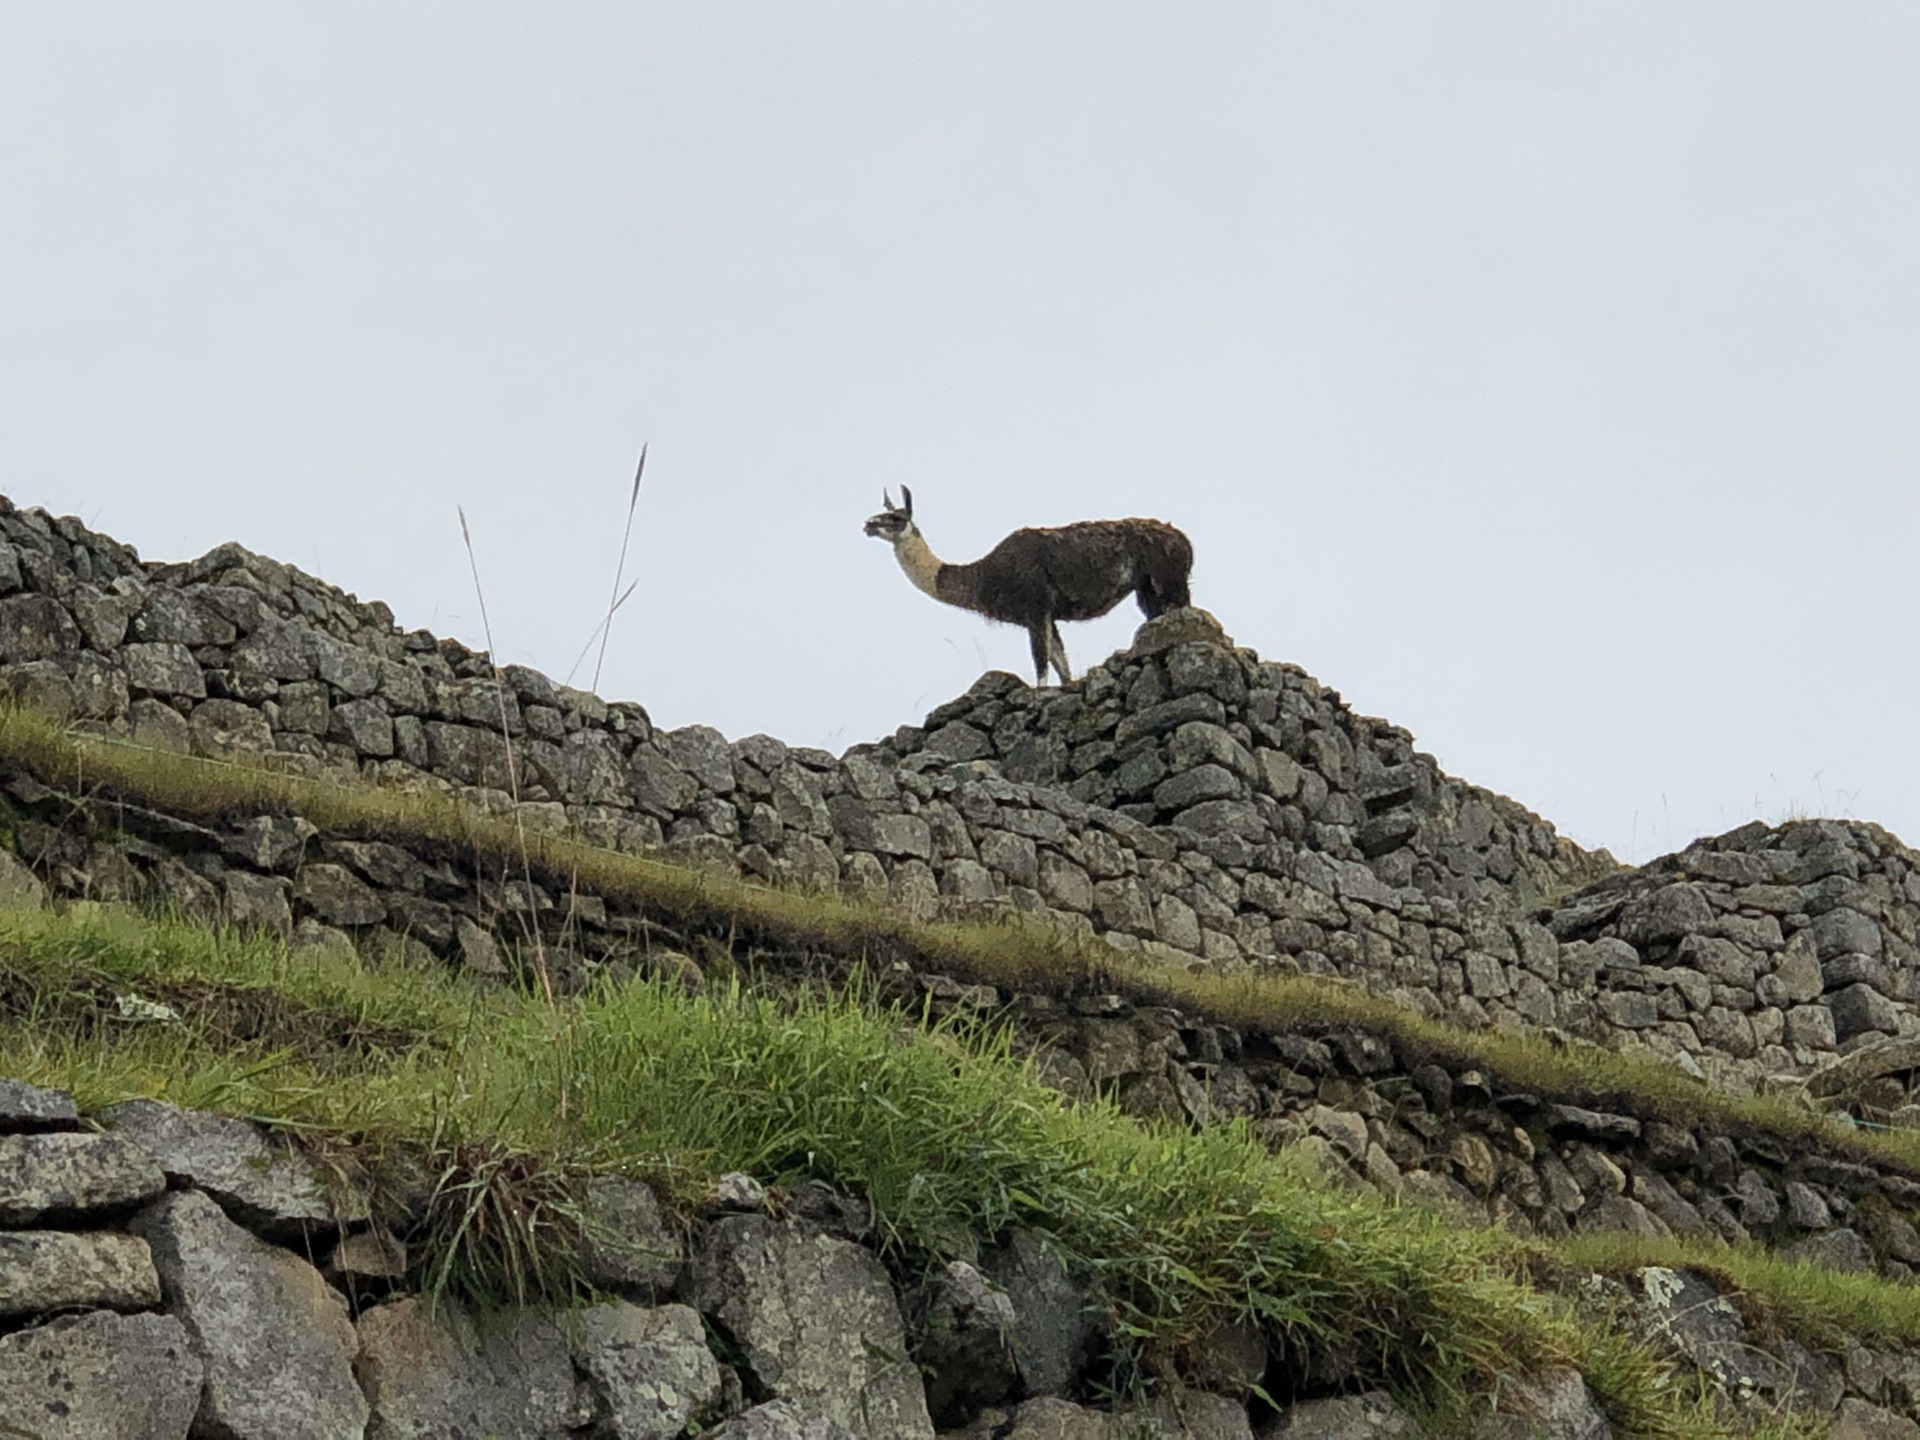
<box><xmin>131</xmin><ymin>1189</ymin><xmax>367</xmax><ymax>1440</ymax></box>
<box><xmin>686</xmin><ymin>1214</ymin><xmax>933</xmax><ymax>1438</ymax></box>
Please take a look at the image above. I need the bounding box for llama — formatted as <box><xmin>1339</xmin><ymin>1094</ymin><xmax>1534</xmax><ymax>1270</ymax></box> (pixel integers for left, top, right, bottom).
<box><xmin>863</xmin><ymin>487</ymin><xmax>1194</xmax><ymax>685</ymax></box>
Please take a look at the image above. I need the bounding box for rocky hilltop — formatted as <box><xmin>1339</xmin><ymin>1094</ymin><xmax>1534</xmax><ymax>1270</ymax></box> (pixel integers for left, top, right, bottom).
<box><xmin>1</xmin><ymin>493</ymin><xmax>1919</xmax><ymax>1437</ymax></box>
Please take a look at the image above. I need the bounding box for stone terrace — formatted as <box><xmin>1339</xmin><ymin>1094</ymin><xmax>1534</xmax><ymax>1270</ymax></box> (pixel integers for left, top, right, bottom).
<box><xmin>0</xmin><ymin>494</ymin><xmax>1916</xmax><ymax>1095</ymax></box>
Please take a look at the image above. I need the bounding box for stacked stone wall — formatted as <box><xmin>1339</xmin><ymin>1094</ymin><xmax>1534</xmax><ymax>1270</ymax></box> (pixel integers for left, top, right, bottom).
<box><xmin>8</xmin><ymin>991</ymin><xmax>1920</xmax><ymax>1435</ymax></box>
<box><xmin>10</xmin><ymin>497</ymin><xmax>1920</xmax><ymax>1431</ymax></box>
<box><xmin>2</xmin><ymin>496</ymin><xmax>1917</xmax><ymax>1090</ymax></box>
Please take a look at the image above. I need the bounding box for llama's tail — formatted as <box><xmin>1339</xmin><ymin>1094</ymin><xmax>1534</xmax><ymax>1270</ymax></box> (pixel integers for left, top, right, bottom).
<box><xmin>1130</xmin><ymin>520</ymin><xmax>1193</xmax><ymax>616</ymax></box>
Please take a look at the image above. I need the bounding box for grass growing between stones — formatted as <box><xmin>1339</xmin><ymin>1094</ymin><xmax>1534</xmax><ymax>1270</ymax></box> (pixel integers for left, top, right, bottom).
<box><xmin>2</xmin><ymin>703</ymin><xmax>1915</xmax><ymax>1191</ymax></box>
<box><xmin>1555</xmin><ymin>1230</ymin><xmax>1920</xmax><ymax>1355</ymax></box>
<box><xmin>0</xmin><ymin>900</ymin><xmax>1757</xmax><ymax>1437</ymax></box>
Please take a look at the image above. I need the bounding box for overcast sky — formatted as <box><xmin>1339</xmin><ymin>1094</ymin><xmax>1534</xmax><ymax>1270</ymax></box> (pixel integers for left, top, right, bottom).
<box><xmin>2</xmin><ymin>4</ymin><xmax>1915</xmax><ymax>863</ymax></box>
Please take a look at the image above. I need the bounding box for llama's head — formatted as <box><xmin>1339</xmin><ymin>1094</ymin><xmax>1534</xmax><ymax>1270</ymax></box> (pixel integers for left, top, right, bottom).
<box><xmin>862</xmin><ymin>487</ymin><xmax>916</xmax><ymax>545</ymax></box>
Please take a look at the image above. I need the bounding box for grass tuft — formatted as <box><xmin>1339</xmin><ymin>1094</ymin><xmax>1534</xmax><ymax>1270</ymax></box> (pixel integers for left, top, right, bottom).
<box><xmin>1555</xmin><ymin>1228</ymin><xmax>1920</xmax><ymax>1354</ymax></box>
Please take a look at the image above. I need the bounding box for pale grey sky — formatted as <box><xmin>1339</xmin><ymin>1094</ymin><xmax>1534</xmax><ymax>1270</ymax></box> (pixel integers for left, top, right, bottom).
<box><xmin>2</xmin><ymin>4</ymin><xmax>1915</xmax><ymax>862</ymax></box>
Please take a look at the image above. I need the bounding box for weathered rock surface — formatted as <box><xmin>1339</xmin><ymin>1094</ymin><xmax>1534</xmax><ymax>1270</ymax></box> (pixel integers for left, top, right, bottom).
<box><xmin>709</xmin><ymin>1396</ymin><xmax>860</xmax><ymax>1439</ymax></box>
<box><xmin>104</xmin><ymin>1099</ymin><xmax>332</xmax><ymax>1236</ymax></box>
<box><xmin>1631</xmin><ymin>1265</ymin><xmax>1795</xmax><ymax>1402</ymax></box>
<box><xmin>580</xmin><ymin>1175</ymin><xmax>685</xmax><ymax>1298</ymax></box>
<box><xmin>908</xmin><ymin>1259</ymin><xmax>1019</xmax><ymax>1426</ymax></box>
<box><xmin>1474</xmin><ymin>1367</ymin><xmax>1613</xmax><ymax>1439</ymax></box>
<box><xmin>1123</xmin><ymin>1389</ymin><xmax>1256</xmax><ymax>1439</ymax></box>
<box><xmin>132</xmin><ymin>1189</ymin><xmax>367</xmax><ymax>1440</ymax></box>
<box><xmin>1834</xmin><ymin>1398</ymin><xmax>1920</xmax><ymax>1439</ymax></box>
<box><xmin>0</xmin><ymin>1131</ymin><xmax>166</xmax><ymax>1224</ymax></box>
<box><xmin>943</xmin><ymin>1397</ymin><xmax>1109</xmax><ymax>1439</ymax></box>
<box><xmin>0</xmin><ymin>1230</ymin><xmax>161</xmax><ymax>1316</ymax></box>
<box><xmin>0</xmin><ymin>1310</ymin><xmax>202</xmax><ymax>1440</ymax></box>
<box><xmin>686</xmin><ymin>1214</ymin><xmax>933</xmax><ymax>1438</ymax></box>
<box><xmin>1257</xmin><ymin>1391</ymin><xmax>1417</xmax><ymax>1438</ymax></box>
<box><xmin>0</xmin><ymin>1077</ymin><xmax>79</xmax><ymax>1130</ymax></box>
<box><xmin>950</xmin><ymin>1394</ymin><xmax>1256</xmax><ymax>1440</ymax></box>
<box><xmin>574</xmin><ymin>1301</ymin><xmax>724</xmax><ymax>1440</ymax></box>
<box><xmin>356</xmin><ymin>1297</ymin><xmax>590</xmax><ymax>1440</ymax></box>
<box><xmin>979</xmin><ymin>1229</ymin><xmax>1103</xmax><ymax>1399</ymax></box>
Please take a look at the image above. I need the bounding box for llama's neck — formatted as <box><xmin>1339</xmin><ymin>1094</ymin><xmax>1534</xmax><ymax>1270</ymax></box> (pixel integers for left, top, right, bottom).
<box><xmin>893</xmin><ymin>529</ymin><xmax>947</xmax><ymax>603</ymax></box>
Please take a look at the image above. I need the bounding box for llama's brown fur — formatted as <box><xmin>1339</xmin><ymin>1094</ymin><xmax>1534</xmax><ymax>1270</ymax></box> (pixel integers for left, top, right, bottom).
<box><xmin>864</xmin><ymin>488</ymin><xmax>1193</xmax><ymax>684</ymax></box>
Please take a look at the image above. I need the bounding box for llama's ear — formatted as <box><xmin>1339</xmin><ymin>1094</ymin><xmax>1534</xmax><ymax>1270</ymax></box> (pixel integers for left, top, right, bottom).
<box><xmin>901</xmin><ymin>485</ymin><xmax>914</xmax><ymax>519</ymax></box>
<box><xmin>882</xmin><ymin>489</ymin><xmax>896</xmax><ymax>511</ymax></box>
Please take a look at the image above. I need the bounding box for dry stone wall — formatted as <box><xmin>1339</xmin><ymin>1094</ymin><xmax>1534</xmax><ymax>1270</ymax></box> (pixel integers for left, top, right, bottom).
<box><xmin>11</xmin><ymin>756</ymin><xmax>1920</xmax><ymax>1295</ymax></box>
<box><xmin>9</xmin><ymin>498</ymin><xmax>1920</xmax><ymax>1431</ymax></box>
<box><xmin>0</xmin><ymin>1078</ymin><xmax>1106</xmax><ymax>1439</ymax></box>
<box><xmin>0</xmin><ymin>1076</ymin><xmax>1654</xmax><ymax>1439</ymax></box>
<box><xmin>1</xmin><ymin>495</ymin><xmax>1917</xmax><ymax>1092</ymax></box>
<box><xmin>8</xmin><ymin>1019</ymin><xmax>1920</xmax><ymax>1435</ymax></box>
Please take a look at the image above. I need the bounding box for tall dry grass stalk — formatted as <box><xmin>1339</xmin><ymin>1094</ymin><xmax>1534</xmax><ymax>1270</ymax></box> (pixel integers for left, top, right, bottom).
<box><xmin>456</xmin><ymin>504</ymin><xmax>554</xmax><ymax>1004</ymax></box>
<box><xmin>563</xmin><ymin>443</ymin><xmax>647</xmax><ymax>692</ymax></box>
<box><xmin>591</xmin><ymin>443</ymin><xmax>646</xmax><ymax>695</ymax></box>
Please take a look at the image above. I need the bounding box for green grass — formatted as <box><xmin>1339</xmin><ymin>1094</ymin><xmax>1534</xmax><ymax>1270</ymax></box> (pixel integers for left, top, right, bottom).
<box><xmin>3</xmin><ymin>702</ymin><xmax>1915</xmax><ymax>1191</ymax></box>
<box><xmin>0</xmin><ymin>898</ymin><xmax>1774</xmax><ymax>1437</ymax></box>
<box><xmin>1554</xmin><ymin>1229</ymin><xmax>1920</xmax><ymax>1355</ymax></box>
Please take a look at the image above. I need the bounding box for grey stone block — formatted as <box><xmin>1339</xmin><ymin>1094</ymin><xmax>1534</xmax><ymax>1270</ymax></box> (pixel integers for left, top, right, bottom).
<box><xmin>292</xmin><ymin>860</ymin><xmax>387</xmax><ymax>928</ymax></box>
<box><xmin>574</xmin><ymin>1302</ymin><xmax>724</xmax><ymax>1440</ymax></box>
<box><xmin>1829</xmin><ymin>983</ymin><xmax>1899</xmax><ymax>1043</ymax></box>
<box><xmin>103</xmin><ymin>1100</ymin><xmax>331</xmax><ymax>1238</ymax></box>
<box><xmin>0</xmin><ymin>595</ymin><xmax>81</xmax><ymax>663</ymax></box>
<box><xmin>686</xmin><ymin>1214</ymin><xmax>932</xmax><ymax>1437</ymax></box>
<box><xmin>0</xmin><ymin>1079</ymin><xmax>77</xmax><ymax>1132</ymax></box>
<box><xmin>0</xmin><ymin>1132</ymin><xmax>165</xmax><ymax>1225</ymax></box>
<box><xmin>132</xmin><ymin>1190</ymin><xmax>367</xmax><ymax>1440</ymax></box>
<box><xmin>357</xmin><ymin>1296</ymin><xmax>588</xmax><ymax>1439</ymax></box>
<box><xmin>0</xmin><ymin>1311</ymin><xmax>201</xmax><ymax>1440</ymax></box>
<box><xmin>0</xmin><ymin>1230</ymin><xmax>161</xmax><ymax>1316</ymax></box>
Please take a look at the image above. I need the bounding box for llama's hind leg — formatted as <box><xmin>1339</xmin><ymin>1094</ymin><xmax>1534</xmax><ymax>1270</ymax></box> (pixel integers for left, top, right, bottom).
<box><xmin>1027</xmin><ymin>624</ymin><xmax>1052</xmax><ymax>685</ymax></box>
<box><xmin>1048</xmin><ymin>622</ymin><xmax>1074</xmax><ymax>685</ymax></box>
